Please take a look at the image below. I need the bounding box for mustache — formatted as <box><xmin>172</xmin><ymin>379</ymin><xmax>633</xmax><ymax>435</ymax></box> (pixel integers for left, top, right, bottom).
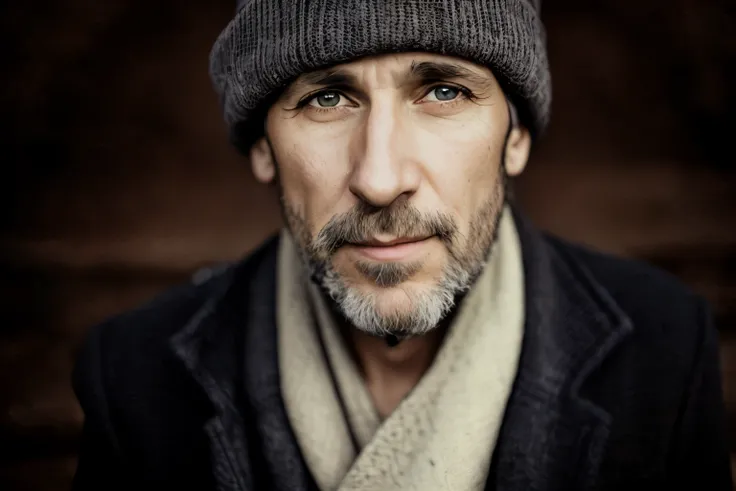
<box><xmin>309</xmin><ymin>201</ymin><xmax>457</xmax><ymax>257</ymax></box>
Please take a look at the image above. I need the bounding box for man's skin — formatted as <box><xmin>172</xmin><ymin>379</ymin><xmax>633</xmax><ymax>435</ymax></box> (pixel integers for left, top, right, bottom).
<box><xmin>249</xmin><ymin>52</ymin><xmax>531</xmax><ymax>417</ymax></box>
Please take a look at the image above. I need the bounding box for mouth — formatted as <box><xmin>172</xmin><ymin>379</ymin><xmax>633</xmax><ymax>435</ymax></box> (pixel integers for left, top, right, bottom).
<box><xmin>347</xmin><ymin>236</ymin><xmax>434</xmax><ymax>261</ymax></box>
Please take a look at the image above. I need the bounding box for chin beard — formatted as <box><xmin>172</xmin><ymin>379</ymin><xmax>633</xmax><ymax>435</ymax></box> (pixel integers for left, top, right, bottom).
<box><xmin>314</xmin><ymin>258</ymin><xmax>474</xmax><ymax>338</ymax></box>
<box><xmin>306</xmin><ymin>198</ymin><xmax>505</xmax><ymax>338</ymax></box>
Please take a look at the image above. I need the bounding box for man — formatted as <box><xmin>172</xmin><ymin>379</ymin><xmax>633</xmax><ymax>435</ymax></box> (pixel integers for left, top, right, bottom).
<box><xmin>72</xmin><ymin>1</ymin><xmax>732</xmax><ymax>490</ymax></box>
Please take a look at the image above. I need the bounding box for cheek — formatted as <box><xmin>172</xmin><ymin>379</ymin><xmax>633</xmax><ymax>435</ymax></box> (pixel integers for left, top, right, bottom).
<box><xmin>270</xmin><ymin>126</ymin><xmax>353</xmax><ymax>233</ymax></box>
<box><xmin>419</xmin><ymin>122</ymin><xmax>505</xmax><ymax>226</ymax></box>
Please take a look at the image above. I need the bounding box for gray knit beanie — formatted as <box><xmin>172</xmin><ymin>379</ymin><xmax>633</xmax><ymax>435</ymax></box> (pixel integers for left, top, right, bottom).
<box><xmin>209</xmin><ymin>0</ymin><xmax>550</xmax><ymax>147</ymax></box>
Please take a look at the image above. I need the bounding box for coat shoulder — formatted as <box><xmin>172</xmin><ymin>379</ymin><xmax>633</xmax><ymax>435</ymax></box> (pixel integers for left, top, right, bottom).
<box><xmin>544</xmin><ymin>235</ymin><xmax>709</xmax><ymax>367</ymax></box>
<box><xmin>547</xmin><ymin>235</ymin><xmax>704</xmax><ymax>319</ymax></box>
<box><xmin>72</xmin><ymin>235</ymin><xmax>280</xmax><ymax>400</ymax></box>
<box><xmin>74</xmin><ymin>265</ymin><xmax>230</xmax><ymax>382</ymax></box>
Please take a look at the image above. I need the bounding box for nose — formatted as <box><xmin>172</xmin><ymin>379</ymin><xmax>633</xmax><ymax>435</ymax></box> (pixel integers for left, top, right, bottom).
<box><xmin>348</xmin><ymin>99</ymin><xmax>421</xmax><ymax>208</ymax></box>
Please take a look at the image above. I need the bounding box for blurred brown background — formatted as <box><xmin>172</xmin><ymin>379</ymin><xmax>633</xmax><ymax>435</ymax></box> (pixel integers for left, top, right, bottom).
<box><xmin>1</xmin><ymin>0</ymin><xmax>735</xmax><ymax>489</ymax></box>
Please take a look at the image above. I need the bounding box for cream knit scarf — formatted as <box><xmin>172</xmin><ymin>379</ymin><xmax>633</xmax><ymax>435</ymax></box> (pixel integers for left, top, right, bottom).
<box><xmin>277</xmin><ymin>207</ymin><xmax>525</xmax><ymax>491</ymax></box>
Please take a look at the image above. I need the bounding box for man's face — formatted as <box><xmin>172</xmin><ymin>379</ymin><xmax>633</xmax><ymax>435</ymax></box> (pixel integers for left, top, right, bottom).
<box><xmin>250</xmin><ymin>53</ymin><xmax>531</xmax><ymax>337</ymax></box>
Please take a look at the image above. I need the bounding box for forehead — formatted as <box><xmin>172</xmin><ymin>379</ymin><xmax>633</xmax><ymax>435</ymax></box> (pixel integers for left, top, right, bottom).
<box><xmin>284</xmin><ymin>52</ymin><xmax>497</xmax><ymax>93</ymax></box>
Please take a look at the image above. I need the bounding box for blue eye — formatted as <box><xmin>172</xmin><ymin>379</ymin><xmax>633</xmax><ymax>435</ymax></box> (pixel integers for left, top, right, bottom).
<box><xmin>312</xmin><ymin>91</ymin><xmax>341</xmax><ymax>107</ymax></box>
<box><xmin>432</xmin><ymin>86</ymin><xmax>460</xmax><ymax>101</ymax></box>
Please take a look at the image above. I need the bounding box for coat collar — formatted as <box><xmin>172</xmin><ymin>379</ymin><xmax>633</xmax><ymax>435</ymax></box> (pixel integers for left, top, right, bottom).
<box><xmin>486</xmin><ymin>208</ymin><xmax>634</xmax><ymax>490</ymax></box>
<box><xmin>169</xmin><ymin>209</ymin><xmax>633</xmax><ymax>491</ymax></box>
<box><xmin>169</xmin><ymin>262</ymin><xmax>254</xmax><ymax>491</ymax></box>
<box><xmin>169</xmin><ymin>239</ymin><xmax>313</xmax><ymax>491</ymax></box>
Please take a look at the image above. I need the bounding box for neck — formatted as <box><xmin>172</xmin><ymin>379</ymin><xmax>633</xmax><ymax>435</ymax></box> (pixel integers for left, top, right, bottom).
<box><xmin>338</xmin><ymin>315</ymin><xmax>453</xmax><ymax>419</ymax></box>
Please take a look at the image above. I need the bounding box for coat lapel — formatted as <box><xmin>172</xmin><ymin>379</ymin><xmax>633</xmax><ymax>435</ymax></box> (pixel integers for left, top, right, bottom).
<box><xmin>169</xmin><ymin>239</ymin><xmax>313</xmax><ymax>491</ymax></box>
<box><xmin>488</xmin><ymin>210</ymin><xmax>634</xmax><ymax>491</ymax></box>
<box><xmin>169</xmin><ymin>274</ymin><xmax>253</xmax><ymax>491</ymax></box>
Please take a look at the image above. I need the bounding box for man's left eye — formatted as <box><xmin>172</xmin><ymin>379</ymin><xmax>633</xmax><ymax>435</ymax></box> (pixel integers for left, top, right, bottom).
<box><xmin>424</xmin><ymin>86</ymin><xmax>461</xmax><ymax>102</ymax></box>
<box><xmin>308</xmin><ymin>91</ymin><xmax>344</xmax><ymax>108</ymax></box>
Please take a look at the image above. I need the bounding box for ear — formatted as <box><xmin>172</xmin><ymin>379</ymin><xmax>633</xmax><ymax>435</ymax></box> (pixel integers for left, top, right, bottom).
<box><xmin>504</xmin><ymin>126</ymin><xmax>532</xmax><ymax>177</ymax></box>
<box><xmin>249</xmin><ymin>137</ymin><xmax>276</xmax><ymax>183</ymax></box>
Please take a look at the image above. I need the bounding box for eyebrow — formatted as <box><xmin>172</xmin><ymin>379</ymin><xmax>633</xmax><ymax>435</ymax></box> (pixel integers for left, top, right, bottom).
<box><xmin>284</xmin><ymin>68</ymin><xmax>358</xmax><ymax>99</ymax></box>
<box><xmin>409</xmin><ymin>61</ymin><xmax>493</xmax><ymax>88</ymax></box>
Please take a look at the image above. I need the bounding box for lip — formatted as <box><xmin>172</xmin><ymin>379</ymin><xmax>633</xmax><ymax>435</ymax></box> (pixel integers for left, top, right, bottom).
<box><xmin>348</xmin><ymin>236</ymin><xmax>432</xmax><ymax>261</ymax></box>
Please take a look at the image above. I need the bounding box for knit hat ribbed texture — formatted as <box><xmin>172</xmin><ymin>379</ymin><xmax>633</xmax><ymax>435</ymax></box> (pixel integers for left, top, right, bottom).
<box><xmin>210</xmin><ymin>0</ymin><xmax>550</xmax><ymax>140</ymax></box>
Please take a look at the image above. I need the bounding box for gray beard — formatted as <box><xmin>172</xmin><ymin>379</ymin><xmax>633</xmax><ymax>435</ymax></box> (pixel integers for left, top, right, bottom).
<box><xmin>318</xmin><ymin>252</ymin><xmax>477</xmax><ymax>337</ymax></box>
<box><xmin>311</xmin><ymin>197</ymin><xmax>505</xmax><ymax>338</ymax></box>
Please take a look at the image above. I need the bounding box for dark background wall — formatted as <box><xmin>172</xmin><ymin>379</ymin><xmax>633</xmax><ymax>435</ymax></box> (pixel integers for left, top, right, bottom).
<box><xmin>1</xmin><ymin>1</ymin><xmax>734</xmax><ymax>489</ymax></box>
